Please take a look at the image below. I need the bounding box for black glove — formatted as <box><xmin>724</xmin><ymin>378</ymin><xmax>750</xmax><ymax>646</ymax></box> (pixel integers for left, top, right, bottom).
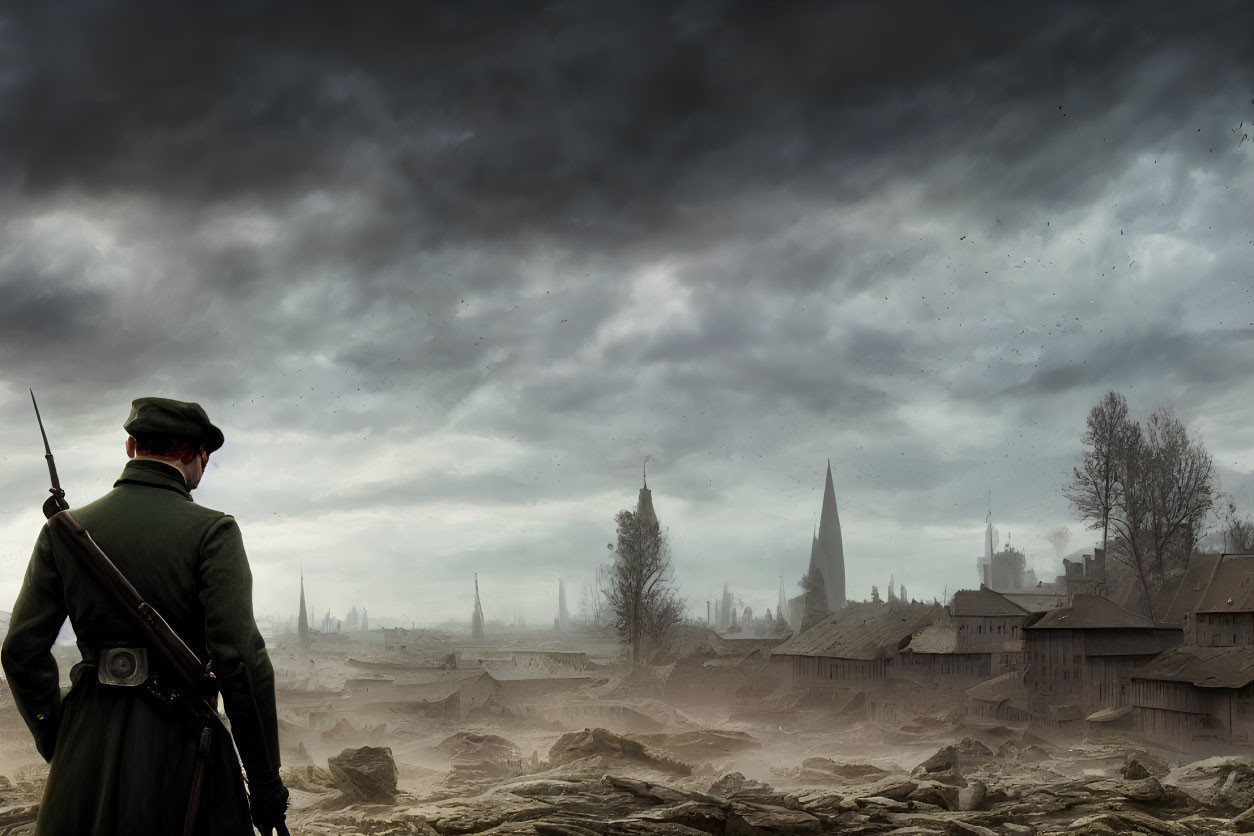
<box><xmin>249</xmin><ymin>771</ymin><xmax>290</xmax><ymax>836</ymax></box>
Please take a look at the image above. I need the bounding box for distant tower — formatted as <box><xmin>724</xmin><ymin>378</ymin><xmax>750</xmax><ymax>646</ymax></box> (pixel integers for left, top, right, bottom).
<box><xmin>719</xmin><ymin>583</ymin><xmax>733</xmax><ymax>631</ymax></box>
<box><xmin>297</xmin><ymin>571</ymin><xmax>310</xmax><ymax>647</ymax></box>
<box><xmin>637</xmin><ymin>458</ymin><xmax>658</xmax><ymax>528</ymax></box>
<box><xmin>978</xmin><ymin>498</ymin><xmax>998</xmax><ymax>587</ymax></box>
<box><xmin>360</xmin><ymin>607</ymin><xmax>368</xmax><ymax>631</ymax></box>
<box><xmin>557</xmin><ymin>579</ymin><xmax>570</xmax><ymax>631</ymax></box>
<box><xmin>472</xmin><ymin>574</ymin><xmax>486</xmax><ymax>642</ymax></box>
<box><xmin>813</xmin><ymin>460</ymin><xmax>846</xmax><ymax>608</ymax></box>
<box><xmin>777</xmin><ymin>575</ymin><xmax>790</xmax><ymax>630</ymax></box>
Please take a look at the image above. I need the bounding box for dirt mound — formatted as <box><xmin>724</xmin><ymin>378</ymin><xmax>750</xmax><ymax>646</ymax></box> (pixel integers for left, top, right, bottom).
<box><xmin>548</xmin><ymin>727</ymin><xmax>692</xmax><ymax>777</ymax></box>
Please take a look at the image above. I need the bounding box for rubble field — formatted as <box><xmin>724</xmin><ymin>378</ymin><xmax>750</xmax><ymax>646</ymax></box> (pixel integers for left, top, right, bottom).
<box><xmin>4</xmin><ymin>629</ymin><xmax>1254</xmax><ymax>835</ymax></box>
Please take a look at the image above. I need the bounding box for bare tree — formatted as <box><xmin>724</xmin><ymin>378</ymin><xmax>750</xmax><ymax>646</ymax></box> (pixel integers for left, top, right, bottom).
<box><xmin>1140</xmin><ymin>406</ymin><xmax>1216</xmax><ymax>578</ymax></box>
<box><xmin>1064</xmin><ymin>391</ymin><xmax>1129</xmax><ymax>555</ymax></box>
<box><xmin>1093</xmin><ymin>404</ymin><xmax>1217</xmax><ymax>623</ymax></box>
<box><xmin>606</xmin><ymin>509</ymin><xmax>684</xmax><ymax>666</ymax></box>
<box><xmin>1217</xmin><ymin>495</ymin><xmax>1254</xmax><ymax>553</ymax></box>
<box><xmin>1106</xmin><ymin>417</ymin><xmax>1157</xmax><ymax>620</ymax></box>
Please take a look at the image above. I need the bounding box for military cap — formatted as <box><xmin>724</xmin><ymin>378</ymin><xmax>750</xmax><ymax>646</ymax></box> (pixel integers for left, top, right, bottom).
<box><xmin>123</xmin><ymin>397</ymin><xmax>224</xmax><ymax>453</ymax></box>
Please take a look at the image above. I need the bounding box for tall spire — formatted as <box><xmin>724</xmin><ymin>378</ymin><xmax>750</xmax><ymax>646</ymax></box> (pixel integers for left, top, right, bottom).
<box><xmin>777</xmin><ymin>574</ymin><xmax>789</xmax><ymax>629</ymax></box>
<box><xmin>814</xmin><ymin>459</ymin><xmax>846</xmax><ymax>608</ymax></box>
<box><xmin>472</xmin><ymin>573</ymin><xmax>486</xmax><ymax>642</ymax></box>
<box><xmin>297</xmin><ymin>569</ymin><xmax>310</xmax><ymax>647</ymax></box>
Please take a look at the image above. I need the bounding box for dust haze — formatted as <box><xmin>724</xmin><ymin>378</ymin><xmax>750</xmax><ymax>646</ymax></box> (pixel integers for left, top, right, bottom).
<box><xmin>5</xmin><ymin>1</ymin><xmax>1254</xmax><ymax>834</ymax></box>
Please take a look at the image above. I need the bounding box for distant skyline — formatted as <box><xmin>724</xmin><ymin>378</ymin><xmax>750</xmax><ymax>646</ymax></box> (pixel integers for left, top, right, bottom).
<box><xmin>2</xmin><ymin>3</ymin><xmax>1253</xmax><ymax>626</ymax></box>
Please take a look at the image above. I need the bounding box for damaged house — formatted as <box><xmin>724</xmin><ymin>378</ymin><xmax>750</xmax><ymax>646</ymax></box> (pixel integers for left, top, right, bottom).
<box><xmin>769</xmin><ymin>601</ymin><xmax>934</xmax><ymax>717</ymax></box>
<box><xmin>1024</xmin><ymin>595</ymin><xmax>1181</xmax><ymax>733</ymax></box>
<box><xmin>1132</xmin><ymin>555</ymin><xmax>1254</xmax><ymax>752</ymax></box>
<box><xmin>891</xmin><ymin>586</ymin><xmax>1032</xmax><ymax>723</ymax></box>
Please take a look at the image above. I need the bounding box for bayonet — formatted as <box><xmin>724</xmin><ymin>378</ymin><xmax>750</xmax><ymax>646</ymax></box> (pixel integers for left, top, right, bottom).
<box><xmin>30</xmin><ymin>389</ymin><xmax>69</xmax><ymax>518</ymax></box>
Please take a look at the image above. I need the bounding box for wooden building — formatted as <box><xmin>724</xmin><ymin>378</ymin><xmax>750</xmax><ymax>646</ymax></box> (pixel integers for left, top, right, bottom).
<box><xmin>1185</xmin><ymin>555</ymin><xmax>1254</xmax><ymax>645</ymax></box>
<box><xmin>1024</xmin><ymin>595</ymin><xmax>1181</xmax><ymax>733</ymax></box>
<box><xmin>890</xmin><ymin>587</ymin><xmax>1031</xmax><ymax>722</ymax></box>
<box><xmin>1132</xmin><ymin>645</ymin><xmax>1254</xmax><ymax>751</ymax></box>
<box><xmin>1131</xmin><ymin>555</ymin><xmax>1254</xmax><ymax>752</ymax></box>
<box><xmin>769</xmin><ymin>601</ymin><xmax>934</xmax><ymax>705</ymax></box>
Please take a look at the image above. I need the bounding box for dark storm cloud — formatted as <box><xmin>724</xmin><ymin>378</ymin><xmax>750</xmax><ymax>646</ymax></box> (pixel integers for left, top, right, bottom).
<box><xmin>4</xmin><ymin>2</ymin><xmax>1250</xmax><ymax>242</ymax></box>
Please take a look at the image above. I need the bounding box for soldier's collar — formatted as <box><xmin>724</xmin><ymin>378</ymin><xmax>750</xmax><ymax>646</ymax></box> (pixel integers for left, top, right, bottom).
<box><xmin>115</xmin><ymin>459</ymin><xmax>193</xmax><ymax>500</ymax></box>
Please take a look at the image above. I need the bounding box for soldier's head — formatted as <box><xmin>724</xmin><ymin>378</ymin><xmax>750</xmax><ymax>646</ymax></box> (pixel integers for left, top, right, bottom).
<box><xmin>122</xmin><ymin>398</ymin><xmax>224</xmax><ymax>491</ymax></box>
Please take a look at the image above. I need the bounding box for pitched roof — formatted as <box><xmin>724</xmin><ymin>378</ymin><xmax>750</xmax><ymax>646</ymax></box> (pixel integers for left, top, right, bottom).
<box><xmin>1112</xmin><ymin>553</ymin><xmax>1222</xmax><ymax>625</ymax></box>
<box><xmin>1194</xmin><ymin>555</ymin><xmax>1254</xmax><ymax>614</ymax></box>
<box><xmin>951</xmin><ymin>586</ymin><xmax>1030</xmax><ymax>618</ymax></box>
<box><xmin>999</xmin><ymin>591</ymin><xmax>1068</xmax><ymax>613</ymax></box>
<box><xmin>1155</xmin><ymin>553</ymin><xmax>1223</xmax><ymax>624</ymax></box>
<box><xmin>1134</xmin><ymin>645</ymin><xmax>1254</xmax><ymax>689</ymax></box>
<box><xmin>1028</xmin><ymin>595</ymin><xmax>1158</xmax><ymax>630</ymax></box>
<box><xmin>904</xmin><ymin>608</ymin><xmax>957</xmax><ymax>654</ymax></box>
<box><xmin>773</xmin><ymin>601</ymin><xmax>935</xmax><ymax>660</ymax></box>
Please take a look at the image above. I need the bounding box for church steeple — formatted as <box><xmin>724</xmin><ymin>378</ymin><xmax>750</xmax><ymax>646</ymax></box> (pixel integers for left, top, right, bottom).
<box><xmin>637</xmin><ymin>457</ymin><xmax>658</xmax><ymax>528</ymax></box>
<box><xmin>812</xmin><ymin>460</ymin><xmax>846</xmax><ymax>609</ymax></box>
<box><xmin>471</xmin><ymin>573</ymin><xmax>486</xmax><ymax>642</ymax></box>
<box><xmin>297</xmin><ymin>569</ymin><xmax>310</xmax><ymax>647</ymax></box>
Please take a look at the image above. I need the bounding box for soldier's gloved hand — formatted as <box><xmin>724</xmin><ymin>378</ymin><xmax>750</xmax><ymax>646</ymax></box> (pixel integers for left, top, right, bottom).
<box><xmin>249</xmin><ymin>771</ymin><xmax>290</xmax><ymax>836</ymax></box>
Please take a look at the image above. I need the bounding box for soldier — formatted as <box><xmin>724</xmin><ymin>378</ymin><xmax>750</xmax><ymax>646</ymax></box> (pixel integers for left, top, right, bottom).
<box><xmin>1</xmin><ymin>397</ymin><xmax>289</xmax><ymax>835</ymax></box>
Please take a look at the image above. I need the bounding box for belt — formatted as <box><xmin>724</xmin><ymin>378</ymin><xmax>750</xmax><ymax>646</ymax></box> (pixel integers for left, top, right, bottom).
<box><xmin>88</xmin><ymin>646</ymin><xmax>150</xmax><ymax>687</ymax></box>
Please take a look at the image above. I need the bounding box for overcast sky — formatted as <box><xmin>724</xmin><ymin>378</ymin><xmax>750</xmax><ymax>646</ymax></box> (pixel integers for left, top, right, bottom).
<box><xmin>2</xmin><ymin>1</ymin><xmax>1253</xmax><ymax>629</ymax></box>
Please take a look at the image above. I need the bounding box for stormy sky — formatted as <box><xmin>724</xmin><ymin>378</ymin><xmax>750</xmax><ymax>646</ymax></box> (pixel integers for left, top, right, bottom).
<box><xmin>2</xmin><ymin>1</ymin><xmax>1253</xmax><ymax>629</ymax></box>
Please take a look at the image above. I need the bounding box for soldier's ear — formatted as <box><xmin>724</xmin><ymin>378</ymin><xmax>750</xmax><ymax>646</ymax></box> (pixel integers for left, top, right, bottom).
<box><xmin>125</xmin><ymin>437</ymin><xmax>137</xmax><ymax>458</ymax></box>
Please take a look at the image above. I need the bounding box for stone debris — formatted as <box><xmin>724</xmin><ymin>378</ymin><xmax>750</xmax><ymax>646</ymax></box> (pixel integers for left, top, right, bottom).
<box><xmin>954</xmin><ymin>738</ymin><xmax>994</xmax><ymax>761</ymax></box>
<box><xmin>911</xmin><ymin>745</ymin><xmax>966</xmax><ymax>787</ymax></box>
<box><xmin>438</xmin><ymin>732</ymin><xmax>524</xmax><ymax>785</ymax></box>
<box><xmin>328</xmin><ymin>745</ymin><xmax>401</xmax><ymax>804</ymax></box>
<box><xmin>1163</xmin><ymin>755</ymin><xmax>1254</xmax><ymax>815</ymax></box>
<box><xmin>1122</xmin><ymin>752</ymin><xmax>1170</xmax><ymax>781</ymax></box>
<box><xmin>707</xmin><ymin>772</ymin><xmax>772</xmax><ymax>798</ymax></box>
<box><xmin>958</xmin><ymin>779</ymin><xmax>987</xmax><ymax>812</ymax></box>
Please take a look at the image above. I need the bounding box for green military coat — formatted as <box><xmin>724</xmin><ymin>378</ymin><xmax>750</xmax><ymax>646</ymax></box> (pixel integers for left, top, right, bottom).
<box><xmin>1</xmin><ymin>459</ymin><xmax>281</xmax><ymax>835</ymax></box>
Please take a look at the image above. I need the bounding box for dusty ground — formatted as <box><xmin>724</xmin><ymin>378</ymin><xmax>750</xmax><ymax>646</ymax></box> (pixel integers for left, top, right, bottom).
<box><xmin>4</xmin><ymin>629</ymin><xmax>1254</xmax><ymax>834</ymax></box>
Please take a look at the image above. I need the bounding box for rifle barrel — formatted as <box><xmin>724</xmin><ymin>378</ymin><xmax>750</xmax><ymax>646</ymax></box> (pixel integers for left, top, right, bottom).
<box><xmin>30</xmin><ymin>390</ymin><xmax>64</xmax><ymax>494</ymax></box>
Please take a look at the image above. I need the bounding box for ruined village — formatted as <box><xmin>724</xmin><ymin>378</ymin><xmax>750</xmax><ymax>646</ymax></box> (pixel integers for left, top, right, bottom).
<box><xmin>5</xmin><ymin>396</ymin><xmax>1254</xmax><ymax>836</ymax></box>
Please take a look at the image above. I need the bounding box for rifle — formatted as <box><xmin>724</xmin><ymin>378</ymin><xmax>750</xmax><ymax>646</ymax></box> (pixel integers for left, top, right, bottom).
<box><xmin>30</xmin><ymin>391</ymin><xmax>239</xmax><ymax>836</ymax></box>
